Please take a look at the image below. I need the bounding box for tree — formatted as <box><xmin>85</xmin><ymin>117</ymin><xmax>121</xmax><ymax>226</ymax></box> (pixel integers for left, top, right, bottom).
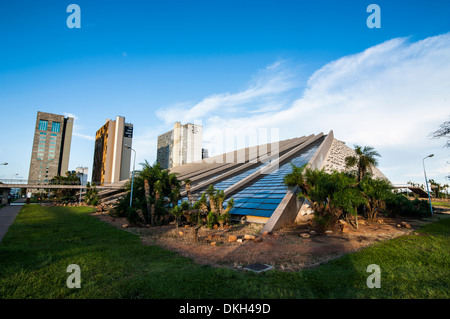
<box><xmin>139</xmin><ymin>160</ymin><xmax>155</xmax><ymax>225</ymax></box>
<box><xmin>359</xmin><ymin>177</ymin><xmax>393</xmax><ymax>222</ymax></box>
<box><xmin>170</xmin><ymin>203</ymin><xmax>186</xmax><ymax>234</ymax></box>
<box><xmin>85</xmin><ymin>182</ymin><xmax>100</xmax><ymax>206</ymax></box>
<box><xmin>118</xmin><ymin>160</ymin><xmax>181</xmax><ymax>226</ymax></box>
<box><xmin>345</xmin><ymin>145</ymin><xmax>381</xmax><ymax>182</ymax></box>
<box><xmin>184</xmin><ymin>179</ymin><xmax>192</xmax><ymax>206</ymax></box>
<box><xmin>284</xmin><ymin>165</ymin><xmax>365</xmax><ymax>232</ymax></box>
<box><xmin>50</xmin><ymin>171</ymin><xmax>80</xmax><ymax>200</ymax></box>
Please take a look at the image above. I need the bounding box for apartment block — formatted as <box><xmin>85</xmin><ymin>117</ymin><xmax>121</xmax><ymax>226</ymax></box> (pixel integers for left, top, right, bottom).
<box><xmin>28</xmin><ymin>111</ymin><xmax>74</xmax><ymax>183</ymax></box>
<box><xmin>157</xmin><ymin>122</ymin><xmax>203</xmax><ymax>169</ymax></box>
<box><xmin>91</xmin><ymin>116</ymin><xmax>133</xmax><ymax>185</ymax></box>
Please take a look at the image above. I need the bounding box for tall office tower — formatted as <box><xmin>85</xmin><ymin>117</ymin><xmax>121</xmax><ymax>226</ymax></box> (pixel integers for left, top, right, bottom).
<box><xmin>75</xmin><ymin>167</ymin><xmax>88</xmax><ymax>186</ymax></box>
<box><xmin>91</xmin><ymin>116</ymin><xmax>133</xmax><ymax>185</ymax></box>
<box><xmin>28</xmin><ymin>111</ymin><xmax>74</xmax><ymax>184</ymax></box>
<box><xmin>157</xmin><ymin>122</ymin><xmax>203</xmax><ymax>169</ymax></box>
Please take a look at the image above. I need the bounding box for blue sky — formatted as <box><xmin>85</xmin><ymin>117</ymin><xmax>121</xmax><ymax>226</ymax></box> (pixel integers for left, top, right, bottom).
<box><xmin>0</xmin><ymin>0</ymin><xmax>449</xmax><ymax>185</ymax></box>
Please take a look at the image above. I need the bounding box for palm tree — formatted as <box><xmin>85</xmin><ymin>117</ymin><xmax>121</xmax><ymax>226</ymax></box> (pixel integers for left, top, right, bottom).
<box><xmin>170</xmin><ymin>205</ymin><xmax>184</xmax><ymax>234</ymax></box>
<box><xmin>153</xmin><ymin>180</ymin><xmax>163</xmax><ymax>225</ymax></box>
<box><xmin>206</xmin><ymin>184</ymin><xmax>217</xmax><ymax>214</ymax></box>
<box><xmin>284</xmin><ymin>163</ymin><xmax>310</xmax><ymax>194</ymax></box>
<box><xmin>139</xmin><ymin>160</ymin><xmax>155</xmax><ymax>224</ymax></box>
<box><xmin>345</xmin><ymin>145</ymin><xmax>381</xmax><ymax>182</ymax></box>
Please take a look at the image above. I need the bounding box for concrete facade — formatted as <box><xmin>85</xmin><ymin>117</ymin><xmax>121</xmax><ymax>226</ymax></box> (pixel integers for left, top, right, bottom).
<box><xmin>91</xmin><ymin>116</ymin><xmax>133</xmax><ymax>185</ymax></box>
<box><xmin>28</xmin><ymin>111</ymin><xmax>74</xmax><ymax>184</ymax></box>
<box><xmin>157</xmin><ymin>122</ymin><xmax>203</xmax><ymax>169</ymax></box>
<box><xmin>322</xmin><ymin>139</ymin><xmax>387</xmax><ymax>180</ymax></box>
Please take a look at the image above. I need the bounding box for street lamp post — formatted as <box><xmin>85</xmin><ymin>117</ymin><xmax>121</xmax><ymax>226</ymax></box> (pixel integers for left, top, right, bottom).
<box><xmin>79</xmin><ymin>171</ymin><xmax>83</xmax><ymax>205</ymax></box>
<box><xmin>423</xmin><ymin>154</ymin><xmax>434</xmax><ymax>216</ymax></box>
<box><xmin>125</xmin><ymin>144</ymin><xmax>136</xmax><ymax>207</ymax></box>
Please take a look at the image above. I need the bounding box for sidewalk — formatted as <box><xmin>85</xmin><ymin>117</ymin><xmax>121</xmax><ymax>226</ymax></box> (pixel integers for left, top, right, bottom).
<box><xmin>0</xmin><ymin>198</ymin><xmax>26</xmax><ymax>243</ymax></box>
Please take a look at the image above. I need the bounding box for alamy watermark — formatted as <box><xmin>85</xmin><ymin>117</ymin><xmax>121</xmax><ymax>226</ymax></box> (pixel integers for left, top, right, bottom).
<box><xmin>66</xmin><ymin>4</ymin><xmax>81</xmax><ymax>29</ymax></box>
<box><xmin>66</xmin><ymin>264</ymin><xmax>81</xmax><ymax>289</ymax></box>
<box><xmin>366</xmin><ymin>264</ymin><xmax>381</xmax><ymax>288</ymax></box>
<box><xmin>367</xmin><ymin>4</ymin><xmax>381</xmax><ymax>29</ymax></box>
<box><xmin>192</xmin><ymin>127</ymin><xmax>280</xmax><ymax>174</ymax></box>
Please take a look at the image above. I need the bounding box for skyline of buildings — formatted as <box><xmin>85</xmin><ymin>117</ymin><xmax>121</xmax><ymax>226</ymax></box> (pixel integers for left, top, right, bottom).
<box><xmin>27</xmin><ymin>111</ymin><xmax>74</xmax><ymax>185</ymax></box>
<box><xmin>25</xmin><ymin>112</ymin><xmax>211</xmax><ymax>186</ymax></box>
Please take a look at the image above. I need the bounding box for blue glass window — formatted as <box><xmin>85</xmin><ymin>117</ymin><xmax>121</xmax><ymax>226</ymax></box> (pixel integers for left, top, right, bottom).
<box><xmin>51</xmin><ymin>122</ymin><xmax>60</xmax><ymax>133</ymax></box>
<box><xmin>39</xmin><ymin>120</ymin><xmax>48</xmax><ymax>131</ymax></box>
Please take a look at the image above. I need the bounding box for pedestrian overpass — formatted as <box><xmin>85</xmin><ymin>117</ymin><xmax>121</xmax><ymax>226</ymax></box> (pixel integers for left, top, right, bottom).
<box><xmin>0</xmin><ymin>179</ymin><xmax>127</xmax><ymax>205</ymax></box>
<box><xmin>393</xmin><ymin>185</ymin><xmax>430</xmax><ymax>198</ymax></box>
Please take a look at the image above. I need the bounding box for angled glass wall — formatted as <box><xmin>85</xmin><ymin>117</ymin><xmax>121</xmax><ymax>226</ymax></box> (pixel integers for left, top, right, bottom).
<box><xmin>226</xmin><ymin>140</ymin><xmax>322</xmax><ymax>218</ymax></box>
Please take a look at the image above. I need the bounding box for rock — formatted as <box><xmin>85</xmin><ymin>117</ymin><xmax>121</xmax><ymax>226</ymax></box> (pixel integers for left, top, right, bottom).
<box><xmin>122</xmin><ymin>224</ymin><xmax>129</xmax><ymax>228</ymax></box>
<box><xmin>146</xmin><ymin>224</ymin><xmax>151</xmax><ymax>228</ymax></box>
<box><xmin>253</xmin><ymin>238</ymin><xmax>263</xmax><ymax>243</ymax></box>
<box><xmin>244</xmin><ymin>234</ymin><xmax>256</xmax><ymax>240</ymax></box>
<box><xmin>237</xmin><ymin>239</ymin><xmax>243</xmax><ymax>243</ymax></box>
<box><xmin>340</xmin><ymin>224</ymin><xmax>349</xmax><ymax>233</ymax></box>
<box><xmin>178</xmin><ymin>231</ymin><xmax>184</xmax><ymax>236</ymax></box>
<box><xmin>228</xmin><ymin>235</ymin><xmax>238</xmax><ymax>242</ymax></box>
<box><xmin>401</xmin><ymin>222</ymin><xmax>411</xmax><ymax>229</ymax></box>
<box><xmin>300</xmin><ymin>233</ymin><xmax>310</xmax><ymax>238</ymax></box>
<box><xmin>262</xmin><ymin>231</ymin><xmax>272</xmax><ymax>236</ymax></box>
<box><xmin>309</xmin><ymin>230</ymin><xmax>317</xmax><ymax>236</ymax></box>
<box><xmin>325</xmin><ymin>230</ymin><xmax>333</xmax><ymax>234</ymax></box>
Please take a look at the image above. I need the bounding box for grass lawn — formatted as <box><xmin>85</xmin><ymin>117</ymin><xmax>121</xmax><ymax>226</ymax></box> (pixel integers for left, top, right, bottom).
<box><xmin>0</xmin><ymin>204</ymin><xmax>449</xmax><ymax>299</ymax></box>
<box><xmin>432</xmin><ymin>201</ymin><xmax>450</xmax><ymax>208</ymax></box>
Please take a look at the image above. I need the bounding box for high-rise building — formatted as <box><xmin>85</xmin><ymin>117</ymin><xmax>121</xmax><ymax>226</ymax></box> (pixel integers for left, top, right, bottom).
<box><xmin>91</xmin><ymin>116</ymin><xmax>133</xmax><ymax>185</ymax></box>
<box><xmin>75</xmin><ymin>167</ymin><xmax>88</xmax><ymax>186</ymax></box>
<box><xmin>28</xmin><ymin>111</ymin><xmax>74</xmax><ymax>183</ymax></box>
<box><xmin>157</xmin><ymin>122</ymin><xmax>203</xmax><ymax>169</ymax></box>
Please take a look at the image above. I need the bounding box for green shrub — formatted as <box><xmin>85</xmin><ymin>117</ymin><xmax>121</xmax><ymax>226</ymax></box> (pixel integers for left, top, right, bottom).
<box><xmin>206</xmin><ymin>211</ymin><xmax>217</xmax><ymax>229</ymax></box>
<box><xmin>385</xmin><ymin>194</ymin><xmax>431</xmax><ymax>218</ymax></box>
<box><xmin>125</xmin><ymin>206</ymin><xmax>143</xmax><ymax>226</ymax></box>
<box><xmin>85</xmin><ymin>183</ymin><xmax>100</xmax><ymax>206</ymax></box>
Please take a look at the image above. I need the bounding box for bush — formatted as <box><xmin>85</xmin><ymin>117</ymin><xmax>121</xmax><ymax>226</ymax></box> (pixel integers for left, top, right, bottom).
<box><xmin>385</xmin><ymin>194</ymin><xmax>431</xmax><ymax>218</ymax></box>
<box><xmin>217</xmin><ymin>212</ymin><xmax>230</xmax><ymax>226</ymax></box>
<box><xmin>110</xmin><ymin>194</ymin><xmax>131</xmax><ymax>218</ymax></box>
<box><xmin>312</xmin><ymin>214</ymin><xmax>337</xmax><ymax>233</ymax></box>
<box><xmin>206</xmin><ymin>211</ymin><xmax>217</xmax><ymax>229</ymax></box>
<box><xmin>85</xmin><ymin>183</ymin><xmax>100</xmax><ymax>206</ymax></box>
<box><xmin>125</xmin><ymin>206</ymin><xmax>143</xmax><ymax>226</ymax></box>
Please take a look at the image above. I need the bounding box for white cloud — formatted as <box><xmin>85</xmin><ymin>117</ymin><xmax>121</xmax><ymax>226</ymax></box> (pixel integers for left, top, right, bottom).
<box><xmin>73</xmin><ymin>132</ymin><xmax>94</xmax><ymax>141</ymax></box>
<box><xmin>64</xmin><ymin>113</ymin><xmax>79</xmax><ymax>120</ymax></box>
<box><xmin>155</xmin><ymin>59</ymin><xmax>299</xmax><ymax>125</ymax></box>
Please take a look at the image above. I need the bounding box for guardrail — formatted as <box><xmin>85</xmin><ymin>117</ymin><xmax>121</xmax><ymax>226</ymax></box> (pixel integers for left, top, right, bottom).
<box><xmin>0</xmin><ymin>179</ymin><xmax>126</xmax><ymax>189</ymax></box>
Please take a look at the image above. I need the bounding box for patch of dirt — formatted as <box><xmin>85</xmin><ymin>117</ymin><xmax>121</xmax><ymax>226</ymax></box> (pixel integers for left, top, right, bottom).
<box><xmin>92</xmin><ymin>212</ymin><xmax>449</xmax><ymax>272</ymax></box>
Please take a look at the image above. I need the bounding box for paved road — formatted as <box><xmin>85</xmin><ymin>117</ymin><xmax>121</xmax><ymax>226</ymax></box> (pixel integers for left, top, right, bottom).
<box><xmin>0</xmin><ymin>198</ymin><xmax>26</xmax><ymax>243</ymax></box>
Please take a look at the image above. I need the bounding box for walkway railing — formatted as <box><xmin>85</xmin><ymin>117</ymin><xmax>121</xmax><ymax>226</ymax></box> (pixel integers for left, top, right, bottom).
<box><xmin>0</xmin><ymin>179</ymin><xmax>126</xmax><ymax>189</ymax></box>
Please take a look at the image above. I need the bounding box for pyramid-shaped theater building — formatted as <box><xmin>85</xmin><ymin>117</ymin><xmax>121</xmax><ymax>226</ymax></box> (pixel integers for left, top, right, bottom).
<box><xmin>168</xmin><ymin>130</ymin><xmax>387</xmax><ymax>233</ymax></box>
